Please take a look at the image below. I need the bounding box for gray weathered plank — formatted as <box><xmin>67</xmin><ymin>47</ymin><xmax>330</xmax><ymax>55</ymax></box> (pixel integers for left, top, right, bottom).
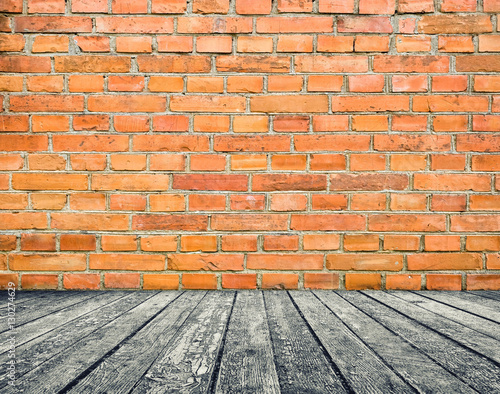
<box><xmin>290</xmin><ymin>291</ymin><xmax>414</xmax><ymax>393</ymax></box>
<box><xmin>131</xmin><ymin>291</ymin><xmax>234</xmax><ymax>394</ymax></box>
<box><xmin>0</xmin><ymin>290</ymin><xmax>60</xmax><ymax>307</ymax></box>
<box><xmin>367</xmin><ymin>291</ymin><xmax>500</xmax><ymax>364</ymax></box>
<box><xmin>0</xmin><ymin>291</ymin><xmax>95</xmax><ymax>332</ymax></box>
<box><xmin>473</xmin><ymin>291</ymin><xmax>500</xmax><ymax>302</ymax></box>
<box><xmin>342</xmin><ymin>291</ymin><xmax>500</xmax><ymax>393</ymax></box>
<box><xmin>214</xmin><ymin>291</ymin><xmax>281</xmax><ymax>394</ymax></box>
<box><xmin>316</xmin><ymin>291</ymin><xmax>476</xmax><ymax>394</ymax></box>
<box><xmin>0</xmin><ymin>291</ymin><xmax>156</xmax><ymax>389</ymax></box>
<box><xmin>263</xmin><ymin>291</ymin><xmax>348</xmax><ymax>393</ymax></box>
<box><xmin>0</xmin><ymin>291</ymin><xmax>126</xmax><ymax>355</ymax></box>
<box><xmin>67</xmin><ymin>291</ymin><xmax>206</xmax><ymax>394</ymax></box>
<box><xmin>7</xmin><ymin>291</ymin><xmax>179</xmax><ymax>394</ymax></box>
<box><xmin>420</xmin><ymin>291</ymin><xmax>500</xmax><ymax>323</ymax></box>
<box><xmin>391</xmin><ymin>291</ymin><xmax>500</xmax><ymax>341</ymax></box>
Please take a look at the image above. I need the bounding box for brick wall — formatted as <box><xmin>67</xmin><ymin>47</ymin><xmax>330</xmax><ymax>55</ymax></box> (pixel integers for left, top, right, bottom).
<box><xmin>1</xmin><ymin>0</ymin><xmax>499</xmax><ymax>291</ymax></box>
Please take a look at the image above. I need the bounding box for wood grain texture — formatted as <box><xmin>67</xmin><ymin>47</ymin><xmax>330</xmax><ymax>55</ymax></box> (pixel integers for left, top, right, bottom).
<box><xmin>420</xmin><ymin>291</ymin><xmax>500</xmax><ymax>323</ymax></box>
<box><xmin>131</xmin><ymin>291</ymin><xmax>234</xmax><ymax>394</ymax></box>
<box><xmin>290</xmin><ymin>291</ymin><xmax>414</xmax><ymax>393</ymax></box>
<box><xmin>0</xmin><ymin>291</ymin><xmax>497</xmax><ymax>393</ymax></box>
<box><xmin>366</xmin><ymin>291</ymin><xmax>500</xmax><ymax>364</ymax></box>
<box><xmin>392</xmin><ymin>291</ymin><xmax>500</xmax><ymax>341</ymax></box>
<box><xmin>0</xmin><ymin>292</ymin><xmax>155</xmax><ymax>389</ymax></box>
<box><xmin>316</xmin><ymin>291</ymin><xmax>475</xmax><ymax>394</ymax></box>
<box><xmin>69</xmin><ymin>291</ymin><xmax>205</xmax><ymax>393</ymax></box>
<box><xmin>343</xmin><ymin>291</ymin><xmax>500</xmax><ymax>393</ymax></box>
<box><xmin>11</xmin><ymin>292</ymin><xmax>179</xmax><ymax>393</ymax></box>
<box><xmin>214</xmin><ymin>291</ymin><xmax>281</xmax><ymax>394</ymax></box>
<box><xmin>263</xmin><ymin>291</ymin><xmax>348</xmax><ymax>393</ymax></box>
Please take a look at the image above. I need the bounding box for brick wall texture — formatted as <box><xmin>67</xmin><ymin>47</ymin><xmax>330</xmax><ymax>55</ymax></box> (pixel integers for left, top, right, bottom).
<box><xmin>1</xmin><ymin>0</ymin><xmax>500</xmax><ymax>291</ymax></box>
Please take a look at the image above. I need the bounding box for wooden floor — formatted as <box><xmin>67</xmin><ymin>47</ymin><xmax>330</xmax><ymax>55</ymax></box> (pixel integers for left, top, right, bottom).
<box><xmin>0</xmin><ymin>291</ymin><xmax>499</xmax><ymax>393</ymax></box>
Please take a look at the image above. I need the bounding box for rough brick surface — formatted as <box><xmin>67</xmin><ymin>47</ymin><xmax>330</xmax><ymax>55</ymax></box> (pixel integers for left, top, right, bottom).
<box><xmin>0</xmin><ymin>0</ymin><xmax>499</xmax><ymax>290</ymax></box>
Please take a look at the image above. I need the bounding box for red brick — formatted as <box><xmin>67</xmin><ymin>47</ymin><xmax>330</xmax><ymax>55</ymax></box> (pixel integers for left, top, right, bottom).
<box><xmin>409</xmin><ymin>254</ymin><xmax>482</xmax><ymax>271</ymax></box>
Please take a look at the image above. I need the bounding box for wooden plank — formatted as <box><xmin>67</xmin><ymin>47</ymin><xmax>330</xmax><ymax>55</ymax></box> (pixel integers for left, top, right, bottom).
<box><xmin>469</xmin><ymin>291</ymin><xmax>500</xmax><ymax>302</ymax></box>
<box><xmin>263</xmin><ymin>291</ymin><xmax>348</xmax><ymax>393</ymax></box>
<box><xmin>0</xmin><ymin>290</ymin><xmax>60</xmax><ymax>307</ymax></box>
<box><xmin>131</xmin><ymin>291</ymin><xmax>234</xmax><ymax>394</ymax></box>
<box><xmin>316</xmin><ymin>291</ymin><xmax>476</xmax><ymax>394</ymax></box>
<box><xmin>369</xmin><ymin>291</ymin><xmax>500</xmax><ymax>364</ymax></box>
<box><xmin>214</xmin><ymin>291</ymin><xmax>281</xmax><ymax>394</ymax></box>
<box><xmin>10</xmin><ymin>291</ymin><xmax>180</xmax><ymax>393</ymax></box>
<box><xmin>420</xmin><ymin>291</ymin><xmax>500</xmax><ymax>323</ymax></box>
<box><xmin>392</xmin><ymin>291</ymin><xmax>500</xmax><ymax>341</ymax></box>
<box><xmin>0</xmin><ymin>291</ymin><xmax>127</xmax><ymax>355</ymax></box>
<box><xmin>0</xmin><ymin>292</ymin><xmax>156</xmax><ymax>388</ymax></box>
<box><xmin>290</xmin><ymin>291</ymin><xmax>414</xmax><ymax>393</ymax></box>
<box><xmin>66</xmin><ymin>291</ymin><xmax>206</xmax><ymax>393</ymax></box>
<box><xmin>0</xmin><ymin>291</ymin><xmax>98</xmax><ymax>333</ymax></box>
<box><xmin>342</xmin><ymin>291</ymin><xmax>500</xmax><ymax>393</ymax></box>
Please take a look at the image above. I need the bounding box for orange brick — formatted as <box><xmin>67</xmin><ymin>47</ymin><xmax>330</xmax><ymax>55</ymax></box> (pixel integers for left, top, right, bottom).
<box><xmin>262</xmin><ymin>273</ymin><xmax>298</xmax><ymax>290</ymax></box>
<box><xmin>101</xmin><ymin>235</ymin><xmax>137</xmax><ymax>251</ymax></box>
<box><xmin>222</xmin><ymin>274</ymin><xmax>257</xmax><ymax>289</ymax></box>
<box><xmin>182</xmin><ymin>273</ymin><xmax>217</xmax><ymax>290</ymax></box>
<box><xmin>32</xmin><ymin>35</ymin><xmax>68</xmax><ymax>52</ymax></box>
<box><xmin>64</xmin><ymin>274</ymin><xmax>100</xmax><ymax>290</ymax></box>
<box><xmin>143</xmin><ymin>274</ymin><xmax>179</xmax><ymax>290</ymax></box>
<box><xmin>21</xmin><ymin>274</ymin><xmax>58</xmax><ymax>290</ymax></box>
<box><xmin>467</xmin><ymin>275</ymin><xmax>500</xmax><ymax>290</ymax></box>
<box><xmin>105</xmin><ymin>273</ymin><xmax>140</xmax><ymax>289</ymax></box>
<box><xmin>221</xmin><ymin>235</ymin><xmax>257</xmax><ymax>251</ymax></box>
<box><xmin>181</xmin><ymin>235</ymin><xmax>217</xmax><ymax>252</ymax></box>
<box><xmin>386</xmin><ymin>274</ymin><xmax>421</xmax><ymax>290</ymax></box>
<box><xmin>140</xmin><ymin>236</ymin><xmax>178</xmax><ymax>252</ymax></box>
<box><xmin>60</xmin><ymin>234</ymin><xmax>96</xmax><ymax>251</ymax></box>
<box><xmin>426</xmin><ymin>274</ymin><xmax>462</xmax><ymax>291</ymax></box>
<box><xmin>20</xmin><ymin>233</ymin><xmax>56</xmax><ymax>251</ymax></box>
<box><xmin>345</xmin><ymin>273</ymin><xmax>382</xmax><ymax>290</ymax></box>
<box><xmin>264</xmin><ymin>235</ymin><xmax>299</xmax><ymax>251</ymax></box>
<box><xmin>304</xmin><ymin>273</ymin><xmax>339</xmax><ymax>290</ymax></box>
